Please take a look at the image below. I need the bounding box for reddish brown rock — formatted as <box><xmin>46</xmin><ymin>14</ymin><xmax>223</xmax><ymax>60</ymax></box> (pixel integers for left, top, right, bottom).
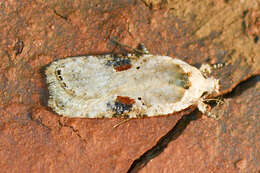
<box><xmin>244</xmin><ymin>7</ymin><xmax>260</xmax><ymax>43</ymax></box>
<box><xmin>140</xmin><ymin>77</ymin><xmax>260</xmax><ymax>173</ymax></box>
<box><xmin>0</xmin><ymin>0</ymin><xmax>259</xmax><ymax>172</ymax></box>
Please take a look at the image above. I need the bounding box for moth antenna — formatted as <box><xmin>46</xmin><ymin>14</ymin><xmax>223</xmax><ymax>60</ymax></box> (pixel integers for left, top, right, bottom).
<box><xmin>204</xmin><ymin>97</ymin><xmax>224</xmax><ymax>106</ymax></box>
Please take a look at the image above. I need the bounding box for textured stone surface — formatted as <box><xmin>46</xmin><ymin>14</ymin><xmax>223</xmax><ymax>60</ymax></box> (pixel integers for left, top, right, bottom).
<box><xmin>0</xmin><ymin>105</ymin><xmax>183</xmax><ymax>172</ymax></box>
<box><xmin>145</xmin><ymin>0</ymin><xmax>260</xmax><ymax>94</ymax></box>
<box><xmin>0</xmin><ymin>0</ymin><xmax>259</xmax><ymax>172</ymax></box>
<box><xmin>140</xmin><ymin>76</ymin><xmax>260</xmax><ymax>173</ymax></box>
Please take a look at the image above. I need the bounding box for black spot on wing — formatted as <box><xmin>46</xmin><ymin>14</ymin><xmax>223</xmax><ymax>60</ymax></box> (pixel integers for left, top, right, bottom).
<box><xmin>107</xmin><ymin>101</ymin><xmax>133</xmax><ymax>118</ymax></box>
<box><xmin>106</xmin><ymin>55</ymin><xmax>131</xmax><ymax>67</ymax></box>
<box><xmin>113</xmin><ymin>101</ymin><xmax>133</xmax><ymax>115</ymax></box>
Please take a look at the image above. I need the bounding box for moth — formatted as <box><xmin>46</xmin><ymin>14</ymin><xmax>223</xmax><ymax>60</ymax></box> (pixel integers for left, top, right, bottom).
<box><xmin>45</xmin><ymin>45</ymin><xmax>219</xmax><ymax>118</ymax></box>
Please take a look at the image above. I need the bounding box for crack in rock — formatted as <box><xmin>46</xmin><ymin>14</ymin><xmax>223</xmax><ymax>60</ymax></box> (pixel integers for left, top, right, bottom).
<box><xmin>127</xmin><ymin>112</ymin><xmax>198</xmax><ymax>173</ymax></box>
<box><xmin>58</xmin><ymin>120</ymin><xmax>87</xmax><ymax>144</ymax></box>
<box><xmin>53</xmin><ymin>9</ymin><xmax>69</xmax><ymax>21</ymax></box>
<box><xmin>127</xmin><ymin>75</ymin><xmax>259</xmax><ymax>173</ymax></box>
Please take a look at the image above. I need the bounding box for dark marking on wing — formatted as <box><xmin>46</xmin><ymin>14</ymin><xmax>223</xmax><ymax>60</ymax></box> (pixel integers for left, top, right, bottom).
<box><xmin>114</xmin><ymin>64</ymin><xmax>132</xmax><ymax>71</ymax></box>
<box><xmin>106</xmin><ymin>54</ymin><xmax>132</xmax><ymax>72</ymax></box>
<box><xmin>107</xmin><ymin>96</ymin><xmax>136</xmax><ymax>117</ymax></box>
<box><xmin>116</xmin><ymin>96</ymin><xmax>136</xmax><ymax>105</ymax></box>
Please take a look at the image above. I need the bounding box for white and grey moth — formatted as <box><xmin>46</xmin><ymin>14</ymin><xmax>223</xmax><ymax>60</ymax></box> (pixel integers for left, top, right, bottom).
<box><xmin>46</xmin><ymin>46</ymin><xmax>219</xmax><ymax>118</ymax></box>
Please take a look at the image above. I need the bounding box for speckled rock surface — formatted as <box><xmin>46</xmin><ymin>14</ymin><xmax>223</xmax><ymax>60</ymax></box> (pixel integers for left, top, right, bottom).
<box><xmin>0</xmin><ymin>0</ymin><xmax>259</xmax><ymax>172</ymax></box>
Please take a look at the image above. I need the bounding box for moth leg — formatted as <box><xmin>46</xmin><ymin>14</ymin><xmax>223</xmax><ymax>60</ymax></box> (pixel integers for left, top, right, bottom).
<box><xmin>113</xmin><ymin>118</ymin><xmax>130</xmax><ymax>128</ymax></box>
<box><xmin>200</xmin><ymin>61</ymin><xmax>229</xmax><ymax>77</ymax></box>
<box><xmin>211</xmin><ymin>62</ymin><xmax>227</xmax><ymax>69</ymax></box>
<box><xmin>197</xmin><ymin>100</ymin><xmax>218</xmax><ymax>119</ymax></box>
<box><xmin>200</xmin><ymin>64</ymin><xmax>212</xmax><ymax>77</ymax></box>
<box><xmin>136</xmin><ymin>43</ymin><xmax>149</xmax><ymax>54</ymax></box>
<box><xmin>110</xmin><ymin>39</ymin><xmax>149</xmax><ymax>55</ymax></box>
